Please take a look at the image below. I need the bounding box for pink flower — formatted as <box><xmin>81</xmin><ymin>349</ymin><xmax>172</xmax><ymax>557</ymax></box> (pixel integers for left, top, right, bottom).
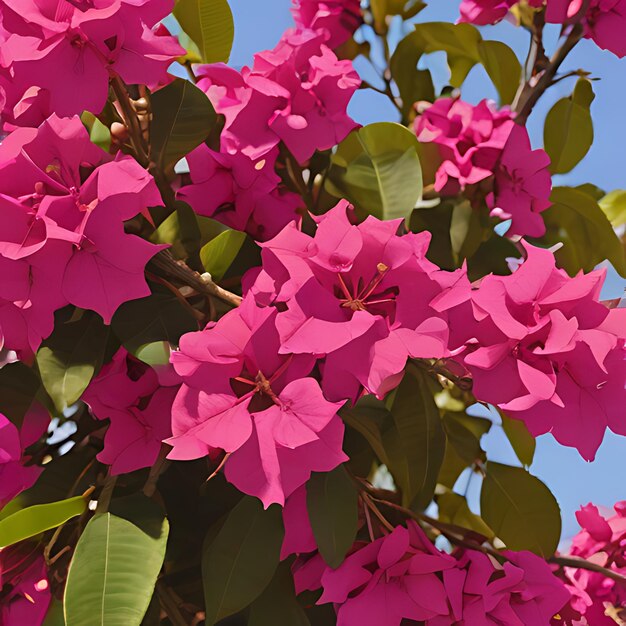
<box><xmin>487</xmin><ymin>124</ymin><xmax>552</xmax><ymax>237</ymax></box>
<box><xmin>281</xmin><ymin>485</ymin><xmax>317</xmax><ymax>559</ymax></box>
<box><xmin>0</xmin><ymin>546</ymin><xmax>50</xmax><ymax>626</ymax></box>
<box><xmin>547</xmin><ymin>0</ymin><xmax>626</xmax><ymax>58</ymax></box>
<box><xmin>0</xmin><ymin>0</ymin><xmax>183</xmax><ymax>126</ymax></box>
<box><xmin>0</xmin><ymin>403</ymin><xmax>49</xmax><ymax>509</ymax></box>
<box><xmin>458</xmin><ymin>0</ymin><xmax>516</xmax><ymax>25</ymax></box>
<box><xmin>248</xmin><ymin>28</ymin><xmax>360</xmax><ymax>162</ymax></box>
<box><xmin>83</xmin><ymin>348</ymin><xmax>178</xmax><ymax>475</ymax></box>
<box><xmin>555</xmin><ymin>502</ymin><xmax>626</xmax><ymax>625</ymax></box>
<box><xmin>292</xmin><ymin>0</ymin><xmax>362</xmax><ymax>48</ymax></box>
<box><xmin>0</xmin><ymin>115</ymin><xmax>164</xmax><ymax>356</ymax></box>
<box><xmin>166</xmin><ymin>298</ymin><xmax>348</xmax><ymax>508</ymax></box>
<box><xmin>247</xmin><ymin>200</ymin><xmax>451</xmax><ymax>402</ymax></box>
<box><xmin>178</xmin><ymin>144</ymin><xmax>303</xmax><ymax>241</ymax></box>
<box><xmin>415</xmin><ymin>97</ymin><xmax>552</xmax><ymax>237</ymax></box>
<box><xmin>293</xmin><ymin>520</ymin><xmax>570</xmax><ymax>625</ymax></box>
<box><xmin>445</xmin><ymin>242</ymin><xmax>626</xmax><ymax>461</ymax></box>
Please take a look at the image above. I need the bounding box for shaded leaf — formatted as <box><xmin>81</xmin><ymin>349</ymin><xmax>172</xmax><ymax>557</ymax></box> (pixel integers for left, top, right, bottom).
<box><xmin>480</xmin><ymin>462</ymin><xmax>561</xmax><ymax>557</ymax></box>
<box><xmin>544</xmin><ymin>78</ymin><xmax>595</xmax><ymax>174</ymax></box>
<box><xmin>36</xmin><ymin>311</ymin><xmax>110</xmax><ymax>412</ymax></box>
<box><xmin>174</xmin><ymin>0</ymin><xmax>234</xmax><ymax>63</ymax></box>
<box><xmin>478</xmin><ymin>40</ymin><xmax>522</xmax><ymax>105</ymax></box>
<box><xmin>437</xmin><ymin>491</ymin><xmax>494</xmax><ymax>540</ymax></box>
<box><xmin>385</xmin><ymin>368</ymin><xmax>445</xmax><ymax>510</ymax></box>
<box><xmin>150</xmin><ymin>78</ymin><xmax>217</xmax><ymax>170</ymax></box>
<box><xmin>64</xmin><ymin>512</ymin><xmax>169</xmax><ymax>626</ymax></box>
<box><xmin>307</xmin><ymin>466</ymin><xmax>358</xmax><ymax>568</ymax></box>
<box><xmin>202</xmin><ymin>496</ymin><xmax>283</xmax><ymax>625</ymax></box>
<box><xmin>500</xmin><ymin>412</ymin><xmax>535</xmax><ymax>468</ymax></box>
<box><xmin>0</xmin><ymin>496</ymin><xmax>87</xmax><ymax>548</ymax></box>
<box><xmin>341</xmin><ymin>396</ymin><xmax>391</xmax><ymax>465</ymax></box>
<box><xmin>327</xmin><ymin>123</ymin><xmax>423</xmax><ymax>221</ymax></box>
<box><xmin>0</xmin><ymin>362</ymin><xmax>45</xmax><ymax>427</ymax></box>
<box><xmin>200</xmin><ymin>229</ymin><xmax>247</xmax><ymax>281</ymax></box>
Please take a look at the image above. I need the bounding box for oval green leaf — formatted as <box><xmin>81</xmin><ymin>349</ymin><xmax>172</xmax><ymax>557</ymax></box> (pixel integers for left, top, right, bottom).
<box><xmin>500</xmin><ymin>411</ymin><xmax>535</xmax><ymax>468</ymax></box>
<box><xmin>307</xmin><ymin>465</ymin><xmax>358</xmax><ymax>568</ymax></box>
<box><xmin>174</xmin><ymin>0</ymin><xmax>234</xmax><ymax>64</ymax></box>
<box><xmin>0</xmin><ymin>496</ymin><xmax>87</xmax><ymax>548</ymax></box>
<box><xmin>200</xmin><ymin>229</ymin><xmax>247</xmax><ymax>281</ymax></box>
<box><xmin>599</xmin><ymin>189</ymin><xmax>626</xmax><ymax>228</ymax></box>
<box><xmin>478</xmin><ymin>40</ymin><xmax>522</xmax><ymax>105</ymax></box>
<box><xmin>480</xmin><ymin>462</ymin><xmax>561</xmax><ymax>557</ymax></box>
<box><xmin>326</xmin><ymin>122</ymin><xmax>423</xmax><ymax>221</ymax></box>
<box><xmin>64</xmin><ymin>512</ymin><xmax>169</xmax><ymax>626</ymax></box>
<box><xmin>202</xmin><ymin>496</ymin><xmax>284</xmax><ymax>625</ymax></box>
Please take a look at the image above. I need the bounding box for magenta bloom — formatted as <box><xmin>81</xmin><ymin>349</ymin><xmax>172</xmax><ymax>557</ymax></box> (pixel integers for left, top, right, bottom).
<box><xmin>556</xmin><ymin>502</ymin><xmax>626</xmax><ymax>625</ymax></box>
<box><xmin>83</xmin><ymin>348</ymin><xmax>178</xmax><ymax>475</ymax></box>
<box><xmin>0</xmin><ymin>115</ymin><xmax>164</xmax><ymax>357</ymax></box>
<box><xmin>488</xmin><ymin>124</ymin><xmax>552</xmax><ymax>237</ymax></box>
<box><xmin>415</xmin><ymin>97</ymin><xmax>551</xmax><ymax>237</ymax></box>
<box><xmin>291</xmin><ymin>0</ymin><xmax>362</xmax><ymax>48</ymax></box>
<box><xmin>458</xmin><ymin>0</ymin><xmax>516</xmax><ymax>25</ymax></box>
<box><xmin>293</xmin><ymin>521</ymin><xmax>570</xmax><ymax>625</ymax></box>
<box><xmin>248</xmin><ymin>200</ymin><xmax>451</xmax><ymax>402</ymax></box>
<box><xmin>448</xmin><ymin>242</ymin><xmax>626</xmax><ymax>461</ymax></box>
<box><xmin>178</xmin><ymin>145</ymin><xmax>303</xmax><ymax>241</ymax></box>
<box><xmin>0</xmin><ymin>0</ymin><xmax>183</xmax><ymax>127</ymax></box>
<box><xmin>0</xmin><ymin>546</ymin><xmax>50</xmax><ymax>626</ymax></box>
<box><xmin>0</xmin><ymin>403</ymin><xmax>49</xmax><ymax>510</ymax></box>
<box><xmin>167</xmin><ymin>298</ymin><xmax>347</xmax><ymax>508</ymax></box>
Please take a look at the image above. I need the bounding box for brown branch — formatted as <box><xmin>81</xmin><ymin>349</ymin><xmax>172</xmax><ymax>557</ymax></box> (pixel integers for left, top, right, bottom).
<box><xmin>550</xmin><ymin>555</ymin><xmax>626</xmax><ymax>587</ymax></box>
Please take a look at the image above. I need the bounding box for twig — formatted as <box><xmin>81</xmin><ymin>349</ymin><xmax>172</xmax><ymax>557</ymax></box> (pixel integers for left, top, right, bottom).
<box><xmin>157</xmin><ymin>582</ymin><xmax>190</xmax><ymax>626</ymax></box>
<box><xmin>550</xmin><ymin>555</ymin><xmax>626</xmax><ymax>587</ymax></box>
<box><xmin>143</xmin><ymin>445</ymin><xmax>171</xmax><ymax>497</ymax></box>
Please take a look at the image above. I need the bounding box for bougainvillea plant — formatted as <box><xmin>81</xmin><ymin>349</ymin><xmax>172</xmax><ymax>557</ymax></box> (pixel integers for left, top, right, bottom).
<box><xmin>0</xmin><ymin>0</ymin><xmax>625</xmax><ymax>624</ymax></box>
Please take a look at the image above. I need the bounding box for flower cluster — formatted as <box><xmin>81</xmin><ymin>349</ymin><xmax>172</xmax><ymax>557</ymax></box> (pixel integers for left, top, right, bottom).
<box><xmin>291</xmin><ymin>521</ymin><xmax>571</xmax><ymax>625</ymax></box>
<box><xmin>247</xmin><ymin>200</ymin><xmax>451</xmax><ymax>402</ymax></box>
<box><xmin>167</xmin><ymin>298</ymin><xmax>348</xmax><ymax>507</ymax></box>
<box><xmin>556</xmin><ymin>502</ymin><xmax>626</xmax><ymax>625</ymax></box>
<box><xmin>0</xmin><ymin>0</ymin><xmax>183</xmax><ymax>128</ymax></box>
<box><xmin>0</xmin><ymin>403</ymin><xmax>49</xmax><ymax>509</ymax></box>
<box><xmin>442</xmin><ymin>242</ymin><xmax>626</xmax><ymax>461</ymax></box>
<box><xmin>0</xmin><ymin>545</ymin><xmax>50</xmax><ymax>625</ymax></box>
<box><xmin>83</xmin><ymin>348</ymin><xmax>179</xmax><ymax>475</ymax></box>
<box><xmin>291</xmin><ymin>0</ymin><xmax>362</xmax><ymax>49</ymax></box>
<box><xmin>415</xmin><ymin>97</ymin><xmax>552</xmax><ymax>237</ymax></box>
<box><xmin>179</xmin><ymin>28</ymin><xmax>360</xmax><ymax>240</ymax></box>
<box><xmin>459</xmin><ymin>0</ymin><xmax>626</xmax><ymax>58</ymax></box>
<box><xmin>0</xmin><ymin>115</ymin><xmax>164</xmax><ymax>358</ymax></box>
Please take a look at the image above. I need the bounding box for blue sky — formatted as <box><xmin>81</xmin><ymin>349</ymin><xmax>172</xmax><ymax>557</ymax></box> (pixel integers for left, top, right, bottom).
<box><xmin>227</xmin><ymin>0</ymin><xmax>625</xmax><ymax>538</ymax></box>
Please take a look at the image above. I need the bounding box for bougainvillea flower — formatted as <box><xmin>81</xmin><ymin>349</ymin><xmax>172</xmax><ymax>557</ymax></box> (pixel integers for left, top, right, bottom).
<box><xmin>0</xmin><ymin>403</ymin><xmax>49</xmax><ymax>509</ymax></box>
<box><xmin>546</xmin><ymin>0</ymin><xmax>626</xmax><ymax>58</ymax></box>
<box><xmin>0</xmin><ymin>115</ymin><xmax>164</xmax><ymax>357</ymax></box>
<box><xmin>293</xmin><ymin>520</ymin><xmax>570</xmax><ymax>625</ymax></box>
<box><xmin>488</xmin><ymin>124</ymin><xmax>552</xmax><ymax>237</ymax></box>
<box><xmin>178</xmin><ymin>144</ymin><xmax>303</xmax><ymax>241</ymax></box>
<box><xmin>167</xmin><ymin>298</ymin><xmax>347</xmax><ymax>507</ymax></box>
<box><xmin>447</xmin><ymin>242</ymin><xmax>626</xmax><ymax>461</ymax></box>
<box><xmin>458</xmin><ymin>0</ymin><xmax>516</xmax><ymax>24</ymax></box>
<box><xmin>83</xmin><ymin>348</ymin><xmax>178</xmax><ymax>475</ymax></box>
<box><xmin>292</xmin><ymin>0</ymin><xmax>362</xmax><ymax>48</ymax></box>
<box><xmin>555</xmin><ymin>502</ymin><xmax>626</xmax><ymax>625</ymax></box>
<box><xmin>0</xmin><ymin>546</ymin><xmax>50</xmax><ymax>626</ymax></box>
<box><xmin>248</xmin><ymin>200</ymin><xmax>451</xmax><ymax>402</ymax></box>
<box><xmin>281</xmin><ymin>484</ymin><xmax>317</xmax><ymax>559</ymax></box>
<box><xmin>0</xmin><ymin>0</ymin><xmax>183</xmax><ymax>126</ymax></box>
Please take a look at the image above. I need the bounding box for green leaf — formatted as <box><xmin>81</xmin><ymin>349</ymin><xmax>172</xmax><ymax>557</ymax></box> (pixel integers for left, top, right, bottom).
<box><xmin>202</xmin><ymin>496</ymin><xmax>284</xmax><ymax>625</ymax></box>
<box><xmin>150</xmin><ymin>78</ymin><xmax>217</xmax><ymax>170</ymax></box>
<box><xmin>385</xmin><ymin>368</ymin><xmax>445</xmax><ymax>509</ymax></box>
<box><xmin>307</xmin><ymin>466</ymin><xmax>358</xmax><ymax>568</ymax></box>
<box><xmin>537</xmin><ymin>186</ymin><xmax>626</xmax><ymax>277</ymax></box>
<box><xmin>249</xmin><ymin>562</ymin><xmax>311</xmax><ymax>626</ymax></box>
<box><xmin>599</xmin><ymin>189</ymin><xmax>626</xmax><ymax>227</ymax></box>
<box><xmin>326</xmin><ymin>122</ymin><xmax>423</xmax><ymax>221</ymax></box>
<box><xmin>0</xmin><ymin>496</ymin><xmax>87</xmax><ymax>548</ymax></box>
<box><xmin>111</xmin><ymin>283</ymin><xmax>198</xmax><ymax>354</ymax></box>
<box><xmin>174</xmin><ymin>0</ymin><xmax>234</xmax><ymax>63</ymax></box>
<box><xmin>36</xmin><ymin>311</ymin><xmax>110</xmax><ymax>412</ymax></box>
<box><xmin>200</xmin><ymin>229</ymin><xmax>247</xmax><ymax>281</ymax></box>
<box><xmin>500</xmin><ymin>412</ymin><xmax>535</xmax><ymax>468</ymax></box>
<box><xmin>64</xmin><ymin>512</ymin><xmax>169</xmax><ymax>626</ymax></box>
<box><xmin>341</xmin><ymin>396</ymin><xmax>391</xmax><ymax>466</ymax></box>
<box><xmin>0</xmin><ymin>362</ymin><xmax>45</xmax><ymax>427</ymax></box>
<box><xmin>477</xmin><ymin>40</ymin><xmax>522</xmax><ymax>105</ymax></box>
<box><xmin>544</xmin><ymin>78</ymin><xmax>595</xmax><ymax>174</ymax></box>
<box><xmin>437</xmin><ymin>491</ymin><xmax>494</xmax><ymax>540</ymax></box>
<box><xmin>480</xmin><ymin>462</ymin><xmax>561</xmax><ymax>557</ymax></box>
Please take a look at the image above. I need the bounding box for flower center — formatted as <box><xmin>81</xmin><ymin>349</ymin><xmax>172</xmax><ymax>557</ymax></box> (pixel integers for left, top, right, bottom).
<box><xmin>337</xmin><ymin>263</ymin><xmax>395</xmax><ymax>312</ymax></box>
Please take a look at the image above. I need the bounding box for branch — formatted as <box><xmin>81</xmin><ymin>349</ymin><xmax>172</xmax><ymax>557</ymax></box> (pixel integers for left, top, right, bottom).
<box><xmin>515</xmin><ymin>23</ymin><xmax>583</xmax><ymax>124</ymax></box>
<box><xmin>150</xmin><ymin>249</ymin><xmax>242</xmax><ymax>308</ymax></box>
<box><xmin>550</xmin><ymin>555</ymin><xmax>626</xmax><ymax>587</ymax></box>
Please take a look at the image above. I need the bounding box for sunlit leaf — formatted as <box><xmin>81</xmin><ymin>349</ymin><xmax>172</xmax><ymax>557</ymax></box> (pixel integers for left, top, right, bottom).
<box><xmin>200</xmin><ymin>229</ymin><xmax>247</xmax><ymax>281</ymax></box>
